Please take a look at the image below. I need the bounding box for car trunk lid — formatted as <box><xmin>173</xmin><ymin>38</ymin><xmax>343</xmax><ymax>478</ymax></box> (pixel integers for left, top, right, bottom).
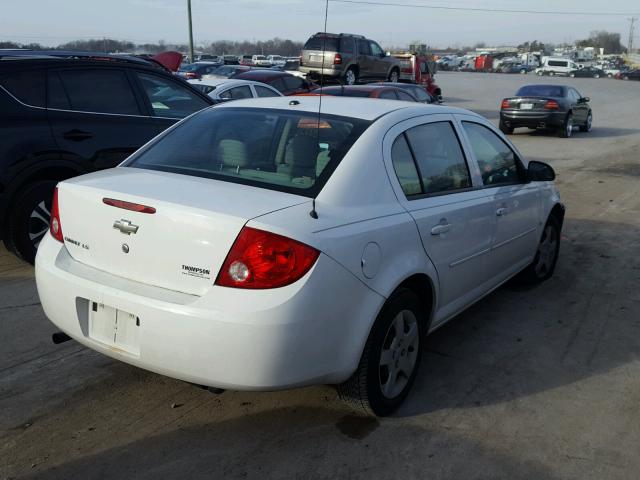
<box><xmin>57</xmin><ymin>168</ymin><xmax>308</xmax><ymax>296</ymax></box>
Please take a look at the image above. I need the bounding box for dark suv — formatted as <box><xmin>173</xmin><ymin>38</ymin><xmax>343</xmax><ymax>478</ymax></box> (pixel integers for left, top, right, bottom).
<box><xmin>299</xmin><ymin>33</ymin><xmax>401</xmax><ymax>85</ymax></box>
<box><xmin>0</xmin><ymin>56</ymin><xmax>213</xmax><ymax>262</ymax></box>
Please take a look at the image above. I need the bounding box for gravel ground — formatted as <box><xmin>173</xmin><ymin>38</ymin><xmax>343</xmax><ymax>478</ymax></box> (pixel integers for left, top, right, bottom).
<box><xmin>1</xmin><ymin>72</ymin><xmax>639</xmax><ymax>480</ymax></box>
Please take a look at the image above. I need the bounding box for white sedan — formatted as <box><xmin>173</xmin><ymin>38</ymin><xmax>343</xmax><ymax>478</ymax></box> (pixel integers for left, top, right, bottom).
<box><xmin>36</xmin><ymin>97</ymin><xmax>564</xmax><ymax>416</ymax></box>
<box><xmin>188</xmin><ymin>78</ymin><xmax>282</xmax><ymax>103</ymax></box>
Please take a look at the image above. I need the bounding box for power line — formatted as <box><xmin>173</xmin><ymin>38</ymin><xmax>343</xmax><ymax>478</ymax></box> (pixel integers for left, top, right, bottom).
<box><xmin>328</xmin><ymin>0</ymin><xmax>640</xmax><ymax>17</ymax></box>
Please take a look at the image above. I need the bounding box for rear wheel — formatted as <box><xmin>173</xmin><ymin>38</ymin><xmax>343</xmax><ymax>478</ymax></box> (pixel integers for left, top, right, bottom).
<box><xmin>338</xmin><ymin>288</ymin><xmax>425</xmax><ymax>416</ymax></box>
<box><xmin>593</xmin><ymin>74</ymin><xmax>600</xmax><ymax>79</ymax></box>
<box><xmin>558</xmin><ymin>113</ymin><xmax>573</xmax><ymax>138</ymax></box>
<box><xmin>549</xmin><ymin>71</ymin><xmax>555</xmax><ymax>77</ymax></box>
<box><xmin>518</xmin><ymin>216</ymin><xmax>561</xmax><ymax>284</ymax></box>
<box><xmin>499</xmin><ymin>121</ymin><xmax>514</xmax><ymax>135</ymax></box>
<box><xmin>4</xmin><ymin>181</ymin><xmax>57</xmax><ymax>264</ymax></box>
<box><xmin>344</xmin><ymin>67</ymin><xmax>358</xmax><ymax>85</ymax></box>
<box><xmin>569</xmin><ymin>73</ymin><xmax>576</xmax><ymax>78</ymax></box>
<box><xmin>580</xmin><ymin>111</ymin><xmax>592</xmax><ymax>132</ymax></box>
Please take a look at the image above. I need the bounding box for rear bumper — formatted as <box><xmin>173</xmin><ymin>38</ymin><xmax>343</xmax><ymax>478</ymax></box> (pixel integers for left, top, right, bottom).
<box><xmin>500</xmin><ymin>110</ymin><xmax>566</xmax><ymax>128</ymax></box>
<box><xmin>299</xmin><ymin>66</ymin><xmax>343</xmax><ymax>78</ymax></box>
<box><xmin>35</xmin><ymin>234</ymin><xmax>384</xmax><ymax>390</ymax></box>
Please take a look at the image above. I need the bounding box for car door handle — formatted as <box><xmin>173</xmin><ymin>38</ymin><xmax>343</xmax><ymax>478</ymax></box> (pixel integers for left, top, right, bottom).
<box><xmin>496</xmin><ymin>207</ymin><xmax>509</xmax><ymax>216</ymax></box>
<box><xmin>430</xmin><ymin>223</ymin><xmax>451</xmax><ymax>235</ymax></box>
<box><xmin>63</xmin><ymin>129</ymin><xmax>93</xmax><ymax>141</ymax></box>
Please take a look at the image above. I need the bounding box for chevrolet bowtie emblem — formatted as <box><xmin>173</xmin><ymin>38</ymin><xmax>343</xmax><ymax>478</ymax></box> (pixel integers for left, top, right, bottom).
<box><xmin>113</xmin><ymin>219</ymin><xmax>139</xmax><ymax>235</ymax></box>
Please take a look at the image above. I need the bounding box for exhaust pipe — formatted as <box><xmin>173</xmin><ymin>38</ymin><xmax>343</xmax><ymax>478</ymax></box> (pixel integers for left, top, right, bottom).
<box><xmin>52</xmin><ymin>332</ymin><xmax>72</xmax><ymax>344</ymax></box>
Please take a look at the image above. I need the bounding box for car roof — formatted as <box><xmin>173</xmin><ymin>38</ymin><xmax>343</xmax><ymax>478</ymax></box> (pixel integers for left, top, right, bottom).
<box><xmin>234</xmin><ymin>70</ymin><xmax>289</xmax><ymax>80</ymax></box>
<box><xmin>319</xmin><ymin>85</ymin><xmax>401</xmax><ymax>92</ymax></box>
<box><xmin>213</xmin><ymin>95</ymin><xmax>477</xmax><ymax>121</ymax></box>
<box><xmin>374</xmin><ymin>82</ymin><xmax>422</xmax><ymax>89</ymax></box>
<box><xmin>188</xmin><ymin>78</ymin><xmax>275</xmax><ymax>88</ymax></box>
<box><xmin>0</xmin><ymin>57</ymin><xmax>170</xmax><ymax>73</ymax></box>
<box><xmin>0</xmin><ymin>50</ymin><xmax>164</xmax><ymax>69</ymax></box>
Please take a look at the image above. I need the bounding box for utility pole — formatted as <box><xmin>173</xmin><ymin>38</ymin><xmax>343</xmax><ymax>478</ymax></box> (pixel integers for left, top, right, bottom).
<box><xmin>187</xmin><ymin>0</ymin><xmax>195</xmax><ymax>63</ymax></box>
<box><xmin>629</xmin><ymin>17</ymin><xmax>637</xmax><ymax>54</ymax></box>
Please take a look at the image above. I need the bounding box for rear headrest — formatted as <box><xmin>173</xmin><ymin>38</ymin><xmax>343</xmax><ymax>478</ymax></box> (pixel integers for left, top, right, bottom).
<box><xmin>218</xmin><ymin>139</ymin><xmax>248</xmax><ymax>168</ymax></box>
<box><xmin>285</xmin><ymin>135</ymin><xmax>319</xmax><ymax>178</ymax></box>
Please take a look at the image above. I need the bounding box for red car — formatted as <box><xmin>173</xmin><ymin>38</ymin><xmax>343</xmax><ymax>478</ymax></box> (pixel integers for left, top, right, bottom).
<box><xmin>312</xmin><ymin>85</ymin><xmax>419</xmax><ymax>102</ymax></box>
<box><xmin>391</xmin><ymin>52</ymin><xmax>442</xmax><ymax>101</ymax></box>
<box><xmin>232</xmin><ymin>70</ymin><xmax>318</xmax><ymax>96</ymax></box>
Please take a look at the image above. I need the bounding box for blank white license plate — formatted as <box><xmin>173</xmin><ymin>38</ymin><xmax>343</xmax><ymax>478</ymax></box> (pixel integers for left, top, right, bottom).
<box><xmin>89</xmin><ymin>302</ymin><xmax>140</xmax><ymax>356</ymax></box>
<box><xmin>520</xmin><ymin>103</ymin><xmax>534</xmax><ymax>110</ymax></box>
<box><xmin>309</xmin><ymin>55</ymin><xmax>323</xmax><ymax>63</ymax></box>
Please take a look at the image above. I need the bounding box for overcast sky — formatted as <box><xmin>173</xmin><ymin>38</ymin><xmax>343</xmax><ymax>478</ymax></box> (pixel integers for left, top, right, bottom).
<box><xmin>2</xmin><ymin>0</ymin><xmax>638</xmax><ymax>48</ymax></box>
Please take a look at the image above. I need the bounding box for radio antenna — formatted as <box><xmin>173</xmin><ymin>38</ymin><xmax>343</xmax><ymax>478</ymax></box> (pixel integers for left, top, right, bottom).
<box><xmin>309</xmin><ymin>0</ymin><xmax>329</xmax><ymax>220</ymax></box>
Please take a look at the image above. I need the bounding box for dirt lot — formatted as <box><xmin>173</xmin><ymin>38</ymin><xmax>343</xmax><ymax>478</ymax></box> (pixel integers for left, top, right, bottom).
<box><xmin>2</xmin><ymin>72</ymin><xmax>639</xmax><ymax>480</ymax></box>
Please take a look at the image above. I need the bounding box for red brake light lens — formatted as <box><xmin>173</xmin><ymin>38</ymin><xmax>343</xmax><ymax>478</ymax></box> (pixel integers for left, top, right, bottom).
<box><xmin>544</xmin><ymin>100</ymin><xmax>560</xmax><ymax>110</ymax></box>
<box><xmin>215</xmin><ymin>227</ymin><xmax>320</xmax><ymax>289</ymax></box>
<box><xmin>50</xmin><ymin>187</ymin><xmax>63</xmax><ymax>243</ymax></box>
<box><xmin>500</xmin><ymin>99</ymin><xmax>511</xmax><ymax>109</ymax></box>
<box><xmin>333</xmin><ymin>53</ymin><xmax>342</xmax><ymax>65</ymax></box>
<box><xmin>103</xmin><ymin>198</ymin><xmax>156</xmax><ymax>214</ymax></box>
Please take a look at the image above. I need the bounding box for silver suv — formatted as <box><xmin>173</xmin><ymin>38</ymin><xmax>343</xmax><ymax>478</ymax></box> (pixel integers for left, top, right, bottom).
<box><xmin>299</xmin><ymin>33</ymin><xmax>401</xmax><ymax>85</ymax></box>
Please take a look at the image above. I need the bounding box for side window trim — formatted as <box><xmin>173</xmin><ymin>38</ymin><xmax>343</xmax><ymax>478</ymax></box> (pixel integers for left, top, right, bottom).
<box><xmin>459</xmin><ymin>119</ymin><xmax>527</xmax><ymax>188</ymax></box>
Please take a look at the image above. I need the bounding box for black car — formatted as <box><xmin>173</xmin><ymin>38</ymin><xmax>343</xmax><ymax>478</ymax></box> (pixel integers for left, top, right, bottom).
<box><xmin>0</xmin><ymin>56</ymin><xmax>213</xmax><ymax>262</ymax></box>
<box><xmin>569</xmin><ymin>66</ymin><xmax>605</xmax><ymax>78</ymax></box>
<box><xmin>373</xmin><ymin>82</ymin><xmax>436</xmax><ymax>103</ymax></box>
<box><xmin>620</xmin><ymin>69</ymin><xmax>640</xmax><ymax>81</ymax></box>
<box><xmin>499</xmin><ymin>84</ymin><xmax>592</xmax><ymax>138</ymax></box>
<box><xmin>176</xmin><ymin>61</ymin><xmax>222</xmax><ymax>79</ymax></box>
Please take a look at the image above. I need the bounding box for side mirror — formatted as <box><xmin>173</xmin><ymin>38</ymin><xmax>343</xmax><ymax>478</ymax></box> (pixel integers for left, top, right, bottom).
<box><xmin>385</xmin><ymin>51</ymin><xmax>391</xmax><ymax>57</ymax></box>
<box><xmin>527</xmin><ymin>160</ymin><xmax>555</xmax><ymax>182</ymax></box>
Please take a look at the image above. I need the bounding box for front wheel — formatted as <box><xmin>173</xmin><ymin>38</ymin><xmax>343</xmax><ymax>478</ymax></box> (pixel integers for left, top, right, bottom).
<box><xmin>593</xmin><ymin>74</ymin><xmax>600</xmax><ymax>79</ymax></box>
<box><xmin>4</xmin><ymin>181</ymin><xmax>57</xmax><ymax>264</ymax></box>
<box><xmin>388</xmin><ymin>69</ymin><xmax>399</xmax><ymax>83</ymax></box>
<box><xmin>338</xmin><ymin>288</ymin><xmax>424</xmax><ymax>416</ymax></box>
<box><xmin>580</xmin><ymin>111</ymin><xmax>592</xmax><ymax>132</ymax></box>
<box><xmin>569</xmin><ymin>73</ymin><xmax>576</xmax><ymax>78</ymax></box>
<box><xmin>518</xmin><ymin>216</ymin><xmax>561</xmax><ymax>283</ymax></box>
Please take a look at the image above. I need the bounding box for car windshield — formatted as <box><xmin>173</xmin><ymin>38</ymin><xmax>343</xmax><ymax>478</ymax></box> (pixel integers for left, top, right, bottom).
<box><xmin>516</xmin><ymin>85</ymin><xmax>565</xmax><ymax>97</ymax></box>
<box><xmin>125</xmin><ymin>108</ymin><xmax>370</xmax><ymax>197</ymax></box>
<box><xmin>180</xmin><ymin>64</ymin><xmax>200</xmax><ymax>72</ymax></box>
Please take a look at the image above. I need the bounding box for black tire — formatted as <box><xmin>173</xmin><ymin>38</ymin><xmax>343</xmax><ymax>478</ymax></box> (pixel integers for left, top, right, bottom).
<box><xmin>499</xmin><ymin>121</ymin><xmax>514</xmax><ymax>135</ymax></box>
<box><xmin>580</xmin><ymin>111</ymin><xmax>592</xmax><ymax>132</ymax></box>
<box><xmin>558</xmin><ymin>113</ymin><xmax>573</xmax><ymax>138</ymax></box>
<box><xmin>344</xmin><ymin>67</ymin><xmax>358</xmax><ymax>85</ymax></box>
<box><xmin>548</xmin><ymin>71</ymin><xmax>555</xmax><ymax>77</ymax></box>
<box><xmin>4</xmin><ymin>181</ymin><xmax>57</xmax><ymax>264</ymax></box>
<box><xmin>337</xmin><ymin>288</ymin><xmax>425</xmax><ymax>417</ymax></box>
<box><xmin>388</xmin><ymin>68</ymin><xmax>399</xmax><ymax>83</ymax></box>
<box><xmin>518</xmin><ymin>215</ymin><xmax>561</xmax><ymax>284</ymax></box>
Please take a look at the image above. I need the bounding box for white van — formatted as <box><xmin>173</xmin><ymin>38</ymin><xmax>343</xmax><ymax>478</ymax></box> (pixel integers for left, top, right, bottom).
<box><xmin>535</xmin><ymin>57</ymin><xmax>578</xmax><ymax>76</ymax></box>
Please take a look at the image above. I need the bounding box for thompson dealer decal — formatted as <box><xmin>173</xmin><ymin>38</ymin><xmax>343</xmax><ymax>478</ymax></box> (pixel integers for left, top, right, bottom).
<box><xmin>181</xmin><ymin>264</ymin><xmax>211</xmax><ymax>280</ymax></box>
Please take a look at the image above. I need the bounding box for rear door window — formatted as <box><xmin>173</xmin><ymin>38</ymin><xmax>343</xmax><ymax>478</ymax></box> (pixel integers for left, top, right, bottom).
<box><xmin>54</xmin><ymin>68</ymin><xmax>141</xmax><ymax>115</ymax></box>
<box><xmin>397</xmin><ymin>91</ymin><xmax>416</xmax><ymax>102</ymax></box>
<box><xmin>379</xmin><ymin>90</ymin><xmax>397</xmax><ymax>100</ymax></box>
<box><xmin>220</xmin><ymin>85</ymin><xmax>252</xmax><ymax>100</ymax></box>
<box><xmin>136</xmin><ymin>72</ymin><xmax>210</xmax><ymax>118</ymax></box>
<box><xmin>462</xmin><ymin>122</ymin><xmax>525</xmax><ymax>186</ymax></box>
<box><xmin>357</xmin><ymin>39</ymin><xmax>372</xmax><ymax>56</ymax></box>
<box><xmin>255</xmin><ymin>85</ymin><xmax>280</xmax><ymax>97</ymax></box>
<box><xmin>282</xmin><ymin>76</ymin><xmax>304</xmax><ymax>92</ymax></box>
<box><xmin>405</xmin><ymin>122</ymin><xmax>472</xmax><ymax>194</ymax></box>
<box><xmin>126</xmin><ymin>108</ymin><xmax>370</xmax><ymax>197</ymax></box>
<box><xmin>0</xmin><ymin>69</ymin><xmax>46</xmax><ymax>107</ymax></box>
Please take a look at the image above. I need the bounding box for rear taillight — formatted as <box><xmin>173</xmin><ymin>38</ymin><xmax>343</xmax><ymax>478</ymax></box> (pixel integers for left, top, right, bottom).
<box><xmin>544</xmin><ymin>100</ymin><xmax>560</xmax><ymax>110</ymax></box>
<box><xmin>500</xmin><ymin>99</ymin><xmax>511</xmax><ymax>109</ymax></box>
<box><xmin>333</xmin><ymin>53</ymin><xmax>342</xmax><ymax>65</ymax></box>
<box><xmin>50</xmin><ymin>187</ymin><xmax>63</xmax><ymax>243</ymax></box>
<box><xmin>185</xmin><ymin>72</ymin><xmax>197</xmax><ymax>79</ymax></box>
<box><xmin>215</xmin><ymin>227</ymin><xmax>320</xmax><ymax>289</ymax></box>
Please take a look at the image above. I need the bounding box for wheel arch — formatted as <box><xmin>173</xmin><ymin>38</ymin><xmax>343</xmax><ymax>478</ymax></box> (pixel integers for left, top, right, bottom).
<box><xmin>392</xmin><ymin>273</ymin><xmax>436</xmax><ymax>333</ymax></box>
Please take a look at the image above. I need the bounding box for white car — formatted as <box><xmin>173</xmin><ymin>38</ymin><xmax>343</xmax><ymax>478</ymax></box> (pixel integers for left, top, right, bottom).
<box><xmin>251</xmin><ymin>55</ymin><xmax>272</xmax><ymax>66</ymax></box>
<box><xmin>188</xmin><ymin>78</ymin><xmax>282</xmax><ymax>102</ymax></box>
<box><xmin>266</xmin><ymin>55</ymin><xmax>286</xmax><ymax>67</ymax></box>
<box><xmin>36</xmin><ymin>97</ymin><xmax>564</xmax><ymax>416</ymax></box>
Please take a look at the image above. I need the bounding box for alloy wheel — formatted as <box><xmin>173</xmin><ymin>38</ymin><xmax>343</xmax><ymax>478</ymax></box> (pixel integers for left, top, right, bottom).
<box><xmin>389</xmin><ymin>70</ymin><xmax>399</xmax><ymax>83</ymax></box>
<box><xmin>345</xmin><ymin>69</ymin><xmax>356</xmax><ymax>85</ymax></box>
<box><xmin>566</xmin><ymin>116</ymin><xmax>573</xmax><ymax>137</ymax></box>
<box><xmin>29</xmin><ymin>200</ymin><xmax>51</xmax><ymax>249</ymax></box>
<box><xmin>534</xmin><ymin>225</ymin><xmax>558</xmax><ymax>278</ymax></box>
<box><xmin>379</xmin><ymin>309</ymin><xmax>419</xmax><ymax>399</ymax></box>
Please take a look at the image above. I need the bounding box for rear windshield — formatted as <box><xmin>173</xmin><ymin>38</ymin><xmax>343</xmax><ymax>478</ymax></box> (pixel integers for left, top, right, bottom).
<box><xmin>304</xmin><ymin>35</ymin><xmax>340</xmax><ymax>51</ymax></box>
<box><xmin>125</xmin><ymin>107</ymin><xmax>370</xmax><ymax>197</ymax></box>
<box><xmin>319</xmin><ymin>87</ymin><xmax>370</xmax><ymax>97</ymax></box>
<box><xmin>516</xmin><ymin>85</ymin><xmax>565</xmax><ymax>97</ymax></box>
<box><xmin>192</xmin><ymin>84</ymin><xmax>216</xmax><ymax>94</ymax></box>
<box><xmin>180</xmin><ymin>64</ymin><xmax>199</xmax><ymax>72</ymax></box>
